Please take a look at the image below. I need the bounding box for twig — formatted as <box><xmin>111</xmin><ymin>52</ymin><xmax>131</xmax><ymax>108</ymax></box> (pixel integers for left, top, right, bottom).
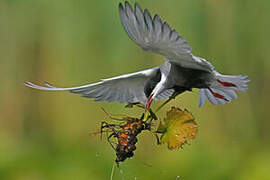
<box><xmin>110</xmin><ymin>162</ymin><xmax>115</xmax><ymax>180</ymax></box>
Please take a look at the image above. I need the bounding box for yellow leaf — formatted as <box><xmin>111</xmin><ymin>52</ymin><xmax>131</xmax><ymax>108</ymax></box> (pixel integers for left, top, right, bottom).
<box><xmin>157</xmin><ymin>107</ymin><xmax>198</xmax><ymax>150</ymax></box>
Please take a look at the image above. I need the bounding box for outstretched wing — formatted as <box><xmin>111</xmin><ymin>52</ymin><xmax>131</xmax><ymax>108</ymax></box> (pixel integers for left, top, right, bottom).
<box><xmin>119</xmin><ymin>2</ymin><xmax>213</xmax><ymax>72</ymax></box>
<box><xmin>25</xmin><ymin>67</ymin><xmax>170</xmax><ymax>104</ymax></box>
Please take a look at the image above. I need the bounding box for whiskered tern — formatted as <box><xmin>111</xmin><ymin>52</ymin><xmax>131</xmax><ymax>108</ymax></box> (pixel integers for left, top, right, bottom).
<box><xmin>25</xmin><ymin>1</ymin><xmax>249</xmax><ymax>109</ymax></box>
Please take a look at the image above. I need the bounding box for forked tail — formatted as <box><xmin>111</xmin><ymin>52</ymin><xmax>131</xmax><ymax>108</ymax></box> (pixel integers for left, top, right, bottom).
<box><xmin>199</xmin><ymin>73</ymin><xmax>250</xmax><ymax>107</ymax></box>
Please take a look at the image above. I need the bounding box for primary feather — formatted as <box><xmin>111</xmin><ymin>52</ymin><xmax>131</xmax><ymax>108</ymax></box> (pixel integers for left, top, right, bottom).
<box><xmin>119</xmin><ymin>2</ymin><xmax>213</xmax><ymax>72</ymax></box>
<box><xmin>24</xmin><ymin>68</ymin><xmax>165</xmax><ymax>104</ymax></box>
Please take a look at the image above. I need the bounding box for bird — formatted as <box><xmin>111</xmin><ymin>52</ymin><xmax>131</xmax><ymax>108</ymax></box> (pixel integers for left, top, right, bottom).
<box><xmin>24</xmin><ymin>1</ymin><xmax>249</xmax><ymax>109</ymax></box>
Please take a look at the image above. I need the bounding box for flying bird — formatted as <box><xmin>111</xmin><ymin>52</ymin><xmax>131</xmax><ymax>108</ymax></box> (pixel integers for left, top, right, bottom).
<box><xmin>25</xmin><ymin>1</ymin><xmax>249</xmax><ymax>109</ymax></box>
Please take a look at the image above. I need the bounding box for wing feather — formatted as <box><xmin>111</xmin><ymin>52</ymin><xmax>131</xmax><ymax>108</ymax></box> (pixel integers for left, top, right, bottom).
<box><xmin>119</xmin><ymin>2</ymin><xmax>213</xmax><ymax>72</ymax></box>
<box><xmin>24</xmin><ymin>67</ymin><xmax>166</xmax><ymax>104</ymax></box>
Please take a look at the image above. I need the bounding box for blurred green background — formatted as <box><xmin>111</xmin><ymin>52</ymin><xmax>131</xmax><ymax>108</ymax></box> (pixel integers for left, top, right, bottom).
<box><xmin>1</xmin><ymin>0</ymin><xmax>270</xmax><ymax>179</ymax></box>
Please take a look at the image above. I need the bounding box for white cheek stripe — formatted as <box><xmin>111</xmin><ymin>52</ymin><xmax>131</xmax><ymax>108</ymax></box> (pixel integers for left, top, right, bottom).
<box><xmin>151</xmin><ymin>74</ymin><xmax>167</xmax><ymax>99</ymax></box>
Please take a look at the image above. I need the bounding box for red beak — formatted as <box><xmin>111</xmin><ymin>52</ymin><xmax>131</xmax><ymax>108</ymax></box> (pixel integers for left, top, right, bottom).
<box><xmin>145</xmin><ymin>94</ymin><xmax>154</xmax><ymax>110</ymax></box>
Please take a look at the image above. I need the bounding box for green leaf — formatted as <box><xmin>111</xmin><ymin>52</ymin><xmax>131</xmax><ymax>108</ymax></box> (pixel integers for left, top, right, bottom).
<box><xmin>157</xmin><ymin>107</ymin><xmax>198</xmax><ymax>150</ymax></box>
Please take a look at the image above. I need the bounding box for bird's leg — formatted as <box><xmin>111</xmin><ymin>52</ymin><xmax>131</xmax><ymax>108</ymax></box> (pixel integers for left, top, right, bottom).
<box><xmin>155</xmin><ymin>92</ymin><xmax>180</xmax><ymax>113</ymax></box>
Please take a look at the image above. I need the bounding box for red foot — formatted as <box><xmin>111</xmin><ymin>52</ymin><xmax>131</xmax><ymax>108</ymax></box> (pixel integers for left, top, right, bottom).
<box><xmin>208</xmin><ymin>88</ymin><xmax>228</xmax><ymax>101</ymax></box>
<box><xmin>145</xmin><ymin>94</ymin><xmax>154</xmax><ymax>109</ymax></box>
<box><xmin>217</xmin><ymin>80</ymin><xmax>236</xmax><ymax>87</ymax></box>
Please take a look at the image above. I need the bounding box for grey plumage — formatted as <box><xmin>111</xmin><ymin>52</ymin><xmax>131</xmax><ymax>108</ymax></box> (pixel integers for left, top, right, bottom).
<box><xmin>25</xmin><ymin>2</ymin><xmax>249</xmax><ymax>107</ymax></box>
<box><xmin>25</xmin><ymin>68</ymin><xmax>163</xmax><ymax>104</ymax></box>
<box><xmin>118</xmin><ymin>2</ymin><xmax>214</xmax><ymax>72</ymax></box>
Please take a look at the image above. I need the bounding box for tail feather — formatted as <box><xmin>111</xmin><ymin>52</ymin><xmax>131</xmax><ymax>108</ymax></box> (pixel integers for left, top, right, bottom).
<box><xmin>215</xmin><ymin>74</ymin><xmax>250</xmax><ymax>92</ymax></box>
<box><xmin>199</xmin><ymin>74</ymin><xmax>249</xmax><ymax>107</ymax></box>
